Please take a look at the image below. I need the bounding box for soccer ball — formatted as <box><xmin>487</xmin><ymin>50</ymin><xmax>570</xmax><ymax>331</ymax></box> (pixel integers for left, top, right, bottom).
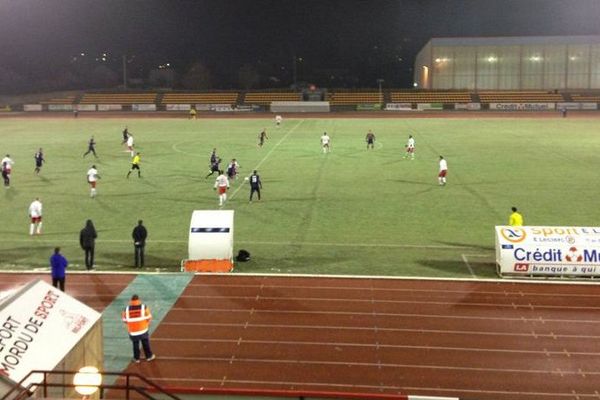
<box><xmin>244</xmin><ymin>177</ymin><xmax>249</xmax><ymax>181</ymax></box>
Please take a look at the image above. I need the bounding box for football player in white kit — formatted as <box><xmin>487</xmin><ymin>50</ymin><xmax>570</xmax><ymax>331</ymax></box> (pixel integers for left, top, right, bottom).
<box><xmin>320</xmin><ymin>132</ymin><xmax>331</xmax><ymax>153</ymax></box>
<box><xmin>28</xmin><ymin>197</ymin><xmax>43</xmax><ymax>235</ymax></box>
<box><xmin>214</xmin><ymin>171</ymin><xmax>230</xmax><ymax>206</ymax></box>
<box><xmin>87</xmin><ymin>165</ymin><xmax>100</xmax><ymax>197</ymax></box>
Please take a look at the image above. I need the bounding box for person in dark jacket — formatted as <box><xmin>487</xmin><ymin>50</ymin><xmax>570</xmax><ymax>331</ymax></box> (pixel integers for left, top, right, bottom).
<box><xmin>79</xmin><ymin>219</ymin><xmax>97</xmax><ymax>270</ymax></box>
<box><xmin>132</xmin><ymin>220</ymin><xmax>148</xmax><ymax>268</ymax></box>
<box><xmin>49</xmin><ymin>247</ymin><xmax>68</xmax><ymax>291</ymax></box>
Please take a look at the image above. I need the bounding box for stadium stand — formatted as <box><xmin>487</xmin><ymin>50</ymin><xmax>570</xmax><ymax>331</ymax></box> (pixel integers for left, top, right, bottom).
<box><xmin>478</xmin><ymin>91</ymin><xmax>564</xmax><ymax>103</ymax></box>
<box><xmin>79</xmin><ymin>93</ymin><xmax>157</xmax><ymax>104</ymax></box>
<box><xmin>39</xmin><ymin>95</ymin><xmax>77</xmax><ymax>104</ymax></box>
<box><xmin>161</xmin><ymin>92</ymin><xmax>238</xmax><ymax>104</ymax></box>
<box><xmin>243</xmin><ymin>92</ymin><xmax>302</xmax><ymax>105</ymax></box>
<box><xmin>571</xmin><ymin>93</ymin><xmax>600</xmax><ymax>102</ymax></box>
<box><xmin>327</xmin><ymin>92</ymin><xmax>382</xmax><ymax>105</ymax></box>
<box><xmin>390</xmin><ymin>91</ymin><xmax>472</xmax><ymax>103</ymax></box>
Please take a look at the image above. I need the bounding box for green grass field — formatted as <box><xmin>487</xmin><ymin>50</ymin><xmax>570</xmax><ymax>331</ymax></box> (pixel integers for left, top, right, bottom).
<box><xmin>0</xmin><ymin>115</ymin><xmax>598</xmax><ymax>278</ymax></box>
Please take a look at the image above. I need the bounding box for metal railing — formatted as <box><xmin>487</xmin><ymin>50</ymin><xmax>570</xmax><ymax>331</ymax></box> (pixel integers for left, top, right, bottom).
<box><xmin>1</xmin><ymin>369</ymin><xmax>181</xmax><ymax>400</ymax></box>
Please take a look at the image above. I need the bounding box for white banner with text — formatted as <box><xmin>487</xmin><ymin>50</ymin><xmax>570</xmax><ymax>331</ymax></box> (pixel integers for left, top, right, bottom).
<box><xmin>496</xmin><ymin>226</ymin><xmax>600</xmax><ymax>277</ymax></box>
<box><xmin>0</xmin><ymin>280</ymin><xmax>101</xmax><ymax>386</ymax></box>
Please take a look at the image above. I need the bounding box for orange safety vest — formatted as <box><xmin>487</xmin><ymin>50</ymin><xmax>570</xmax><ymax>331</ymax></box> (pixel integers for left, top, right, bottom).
<box><xmin>122</xmin><ymin>299</ymin><xmax>152</xmax><ymax>336</ymax></box>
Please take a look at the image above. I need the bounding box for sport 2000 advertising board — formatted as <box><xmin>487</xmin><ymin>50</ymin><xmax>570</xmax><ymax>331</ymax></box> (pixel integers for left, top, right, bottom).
<box><xmin>0</xmin><ymin>280</ymin><xmax>101</xmax><ymax>387</ymax></box>
<box><xmin>495</xmin><ymin>226</ymin><xmax>600</xmax><ymax>277</ymax></box>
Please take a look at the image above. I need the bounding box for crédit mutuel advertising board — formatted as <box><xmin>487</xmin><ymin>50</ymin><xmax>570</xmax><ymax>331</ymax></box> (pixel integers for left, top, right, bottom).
<box><xmin>0</xmin><ymin>280</ymin><xmax>101</xmax><ymax>387</ymax></box>
<box><xmin>496</xmin><ymin>226</ymin><xmax>600</xmax><ymax>277</ymax></box>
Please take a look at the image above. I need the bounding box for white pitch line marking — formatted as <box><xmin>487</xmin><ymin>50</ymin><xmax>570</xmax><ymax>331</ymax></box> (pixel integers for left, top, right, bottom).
<box><xmin>461</xmin><ymin>254</ymin><xmax>477</xmax><ymax>278</ymax></box>
<box><xmin>227</xmin><ymin>120</ymin><xmax>304</xmax><ymax>203</ymax></box>
<box><xmin>0</xmin><ymin>237</ymin><xmax>482</xmax><ymax>250</ymax></box>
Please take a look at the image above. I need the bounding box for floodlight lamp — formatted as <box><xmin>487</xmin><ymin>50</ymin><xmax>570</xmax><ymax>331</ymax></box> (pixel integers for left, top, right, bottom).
<box><xmin>569</xmin><ymin>56</ymin><xmax>577</xmax><ymax>61</ymax></box>
<box><xmin>487</xmin><ymin>56</ymin><xmax>497</xmax><ymax>63</ymax></box>
<box><xmin>73</xmin><ymin>366</ymin><xmax>102</xmax><ymax>396</ymax></box>
<box><xmin>413</xmin><ymin>82</ymin><xmax>418</xmax><ymax>87</ymax></box>
<box><xmin>435</xmin><ymin>58</ymin><xmax>441</xmax><ymax>63</ymax></box>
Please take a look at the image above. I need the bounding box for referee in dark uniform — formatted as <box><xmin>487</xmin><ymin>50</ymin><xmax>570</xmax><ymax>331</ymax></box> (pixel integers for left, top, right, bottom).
<box><xmin>249</xmin><ymin>170</ymin><xmax>262</xmax><ymax>202</ymax></box>
<box><xmin>132</xmin><ymin>220</ymin><xmax>148</xmax><ymax>268</ymax></box>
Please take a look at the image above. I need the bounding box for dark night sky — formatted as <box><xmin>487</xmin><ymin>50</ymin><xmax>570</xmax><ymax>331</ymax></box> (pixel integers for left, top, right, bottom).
<box><xmin>1</xmin><ymin>0</ymin><xmax>600</xmax><ymax>90</ymax></box>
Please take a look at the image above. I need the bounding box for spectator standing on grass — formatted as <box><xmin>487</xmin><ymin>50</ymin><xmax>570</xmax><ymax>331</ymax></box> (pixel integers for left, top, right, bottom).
<box><xmin>122</xmin><ymin>294</ymin><xmax>156</xmax><ymax>363</ymax></box>
<box><xmin>249</xmin><ymin>170</ymin><xmax>262</xmax><ymax>202</ymax></box>
<box><xmin>79</xmin><ymin>219</ymin><xmax>97</xmax><ymax>270</ymax></box>
<box><xmin>49</xmin><ymin>247</ymin><xmax>68</xmax><ymax>291</ymax></box>
<box><xmin>509</xmin><ymin>207</ymin><xmax>524</xmax><ymax>226</ymax></box>
<box><xmin>2</xmin><ymin>154</ymin><xmax>14</xmax><ymax>188</ymax></box>
<box><xmin>83</xmin><ymin>136</ymin><xmax>98</xmax><ymax>158</ymax></box>
<box><xmin>132</xmin><ymin>220</ymin><xmax>148</xmax><ymax>268</ymax></box>
<box><xmin>438</xmin><ymin>156</ymin><xmax>448</xmax><ymax>186</ymax></box>
<box><xmin>34</xmin><ymin>148</ymin><xmax>45</xmax><ymax>174</ymax></box>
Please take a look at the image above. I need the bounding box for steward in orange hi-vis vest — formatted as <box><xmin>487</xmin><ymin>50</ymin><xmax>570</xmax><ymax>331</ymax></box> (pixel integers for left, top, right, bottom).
<box><xmin>122</xmin><ymin>294</ymin><xmax>156</xmax><ymax>363</ymax></box>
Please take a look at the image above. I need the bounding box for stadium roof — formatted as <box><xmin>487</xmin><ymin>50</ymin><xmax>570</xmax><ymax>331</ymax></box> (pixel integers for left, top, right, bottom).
<box><xmin>427</xmin><ymin>35</ymin><xmax>600</xmax><ymax>47</ymax></box>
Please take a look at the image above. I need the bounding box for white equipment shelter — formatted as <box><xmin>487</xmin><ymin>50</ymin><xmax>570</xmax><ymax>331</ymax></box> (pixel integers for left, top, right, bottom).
<box><xmin>182</xmin><ymin>210</ymin><xmax>234</xmax><ymax>272</ymax></box>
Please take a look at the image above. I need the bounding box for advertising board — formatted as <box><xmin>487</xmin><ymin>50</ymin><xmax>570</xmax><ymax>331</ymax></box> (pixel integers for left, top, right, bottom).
<box><xmin>385</xmin><ymin>103</ymin><xmax>412</xmax><ymax>111</ymax></box>
<box><xmin>490</xmin><ymin>103</ymin><xmax>556</xmax><ymax>111</ymax></box>
<box><xmin>496</xmin><ymin>226</ymin><xmax>600</xmax><ymax>278</ymax></box>
<box><xmin>166</xmin><ymin>104</ymin><xmax>191</xmax><ymax>111</ymax></box>
<box><xmin>48</xmin><ymin>104</ymin><xmax>73</xmax><ymax>111</ymax></box>
<box><xmin>581</xmin><ymin>102</ymin><xmax>598</xmax><ymax>110</ymax></box>
<box><xmin>0</xmin><ymin>280</ymin><xmax>101</xmax><ymax>386</ymax></box>
<box><xmin>454</xmin><ymin>103</ymin><xmax>481</xmax><ymax>110</ymax></box>
<box><xmin>75</xmin><ymin>105</ymin><xmax>96</xmax><ymax>111</ymax></box>
<box><xmin>23</xmin><ymin>105</ymin><xmax>42</xmax><ymax>112</ymax></box>
<box><xmin>97</xmin><ymin>104</ymin><xmax>122</xmax><ymax>111</ymax></box>
<box><xmin>132</xmin><ymin>104</ymin><xmax>156</xmax><ymax>111</ymax></box>
<box><xmin>417</xmin><ymin>103</ymin><xmax>443</xmax><ymax>111</ymax></box>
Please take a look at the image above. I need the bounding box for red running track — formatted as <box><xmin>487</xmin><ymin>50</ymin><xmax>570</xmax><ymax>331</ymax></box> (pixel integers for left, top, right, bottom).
<box><xmin>0</xmin><ymin>273</ymin><xmax>135</xmax><ymax>312</ymax></box>
<box><xmin>121</xmin><ymin>275</ymin><xmax>600</xmax><ymax>400</ymax></box>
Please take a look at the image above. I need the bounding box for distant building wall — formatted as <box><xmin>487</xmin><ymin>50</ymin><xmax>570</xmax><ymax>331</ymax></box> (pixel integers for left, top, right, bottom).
<box><xmin>414</xmin><ymin>36</ymin><xmax>600</xmax><ymax>90</ymax></box>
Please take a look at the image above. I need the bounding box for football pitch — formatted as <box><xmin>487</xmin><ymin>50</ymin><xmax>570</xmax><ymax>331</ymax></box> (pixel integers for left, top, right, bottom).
<box><xmin>0</xmin><ymin>115</ymin><xmax>598</xmax><ymax>278</ymax></box>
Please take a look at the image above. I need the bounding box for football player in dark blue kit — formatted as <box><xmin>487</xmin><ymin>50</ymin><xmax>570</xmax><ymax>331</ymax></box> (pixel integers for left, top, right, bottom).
<box><xmin>205</xmin><ymin>157</ymin><xmax>222</xmax><ymax>179</ymax></box>
<box><xmin>249</xmin><ymin>170</ymin><xmax>262</xmax><ymax>202</ymax></box>
<box><xmin>34</xmin><ymin>148</ymin><xmax>45</xmax><ymax>174</ymax></box>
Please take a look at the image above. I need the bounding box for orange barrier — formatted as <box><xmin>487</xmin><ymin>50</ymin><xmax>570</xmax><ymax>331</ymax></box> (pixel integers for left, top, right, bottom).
<box><xmin>181</xmin><ymin>259</ymin><xmax>233</xmax><ymax>272</ymax></box>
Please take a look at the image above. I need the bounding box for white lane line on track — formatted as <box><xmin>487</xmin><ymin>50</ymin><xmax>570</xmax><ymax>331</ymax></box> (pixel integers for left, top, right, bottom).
<box><xmin>138</xmin><ymin>355</ymin><xmax>600</xmax><ymax>375</ymax></box>
<box><xmin>227</xmin><ymin>119</ymin><xmax>304</xmax><ymax>203</ymax></box>
<box><xmin>184</xmin><ymin>283</ymin><xmax>600</xmax><ymax>297</ymax></box>
<box><xmin>166</xmin><ymin>307</ymin><xmax>600</xmax><ymax>324</ymax></box>
<box><xmin>151</xmin><ymin>337</ymin><xmax>600</xmax><ymax>356</ymax></box>
<box><xmin>153</xmin><ymin>376</ymin><xmax>588</xmax><ymax>399</ymax></box>
<box><xmin>161</xmin><ymin>321</ymin><xmax>600</xmax><ymax>339</ymax></box>
<box><xmin>175</xmin><ymin>294</ymin><xmax>600</xmax><ymax>310</ymax></box>
<box><xmin>152</xmin><ymin>376</ymin><xmax>403</xmax><ymax>391</ymax></box>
